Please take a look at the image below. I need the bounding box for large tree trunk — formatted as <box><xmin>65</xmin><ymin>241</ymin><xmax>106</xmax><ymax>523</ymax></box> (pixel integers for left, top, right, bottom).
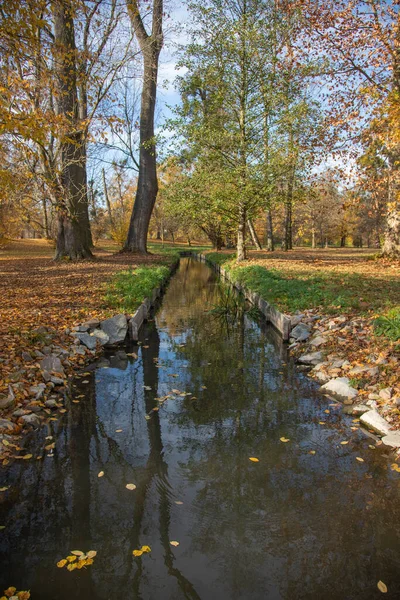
<box><xmin>124</xmin><ymin>0</ymin><xmax>163</xmax><ymax>254</ymax></box>
<box><xmin>247</xmin><ymin>218</ymin><xmax>262</xmax><ymax>250</ymax></box>
<box><xmin>52</xmin><ymin>0</ymin><xmax>93</xmax><ymax>260</ymax></box>
<box><xmin>382</xmin><ymin>204</ymin><xmax>400</xmax><ymax>257</ymax></box>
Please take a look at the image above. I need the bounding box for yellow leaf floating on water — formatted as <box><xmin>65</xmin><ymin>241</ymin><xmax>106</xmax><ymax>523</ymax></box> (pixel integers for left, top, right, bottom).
<box><xmin>141</xmin><ymin>545</ymin><xmax>151</xmax><ymax>553</ymax></box>
<box><xmin>67</xmin><ymin>555</ymin><xmax>77</xmax><ymax>563</ymax></box>
<box><xmin>57</xmin><ymin>559</ymin><xmax>67</xmax><ymax>568</ymax></box>
<box><xmin>249</xmin><ymin>457</ymin><xmax>259</xmax><ymax>462</ymax></box>
<box><xmin>319</xmin><ymin>422</ymin><xmax>326</xmax><ymax>426</ymax></box>
<box><xmin>170</xmin><ymin>541</ymin><xmax>180</xmax><ymax>547</ymax></box>
<box><xmin>86</xmin><ymin>550</ymin><xmax>97</xmax><ymax>559</ymax></box>
<box><xmin>115</xmin><ymin>429</ymin><xmax>123</xmax><ymax>433</ymax></box>
<box><xmin>280</xmin><ymin>437</ymin><xmax>290</xmax><ymax>443</ymax></box>
<box><xmin>4</xmin><ymin>588</ymin><xmax>16</xmax><ymax>597</ymax></box>
<box><xmin>377</xmin><ymin>580</ymin><xmax>388</xmax><ymax>593</ymax></box>
<box><xmin>71</xmin><ymin>550</ymin><xmax>84</xmax><ymax>556</ymax></box>
<box><xmin>175</xmin><ymin>501</ymin><xmax>183</xmax><ymax>505</ymax></box>
<box><xmin>391</xmin><ymin>463</ymin><xmax>400</xmax><ymax>473</ymax></box>
<box><xmin>67</xmin><ymin>563</ymin><xmax>77</xmax><ymax>571</ymax></box>
<box><xmin>369</xmin><ymin>445</ymin><xmax>376</xmax><ymax>450</ymax></box>
<box><xmin>340</xmin><ymin>441</ymin><xmax>349</xmax><ymax>445</ymax></box>
<box><xmin>22</xmin><ymin>454</ymin><xmax>32</xmax><ymax>460</ymax></box>
<box><xmin>98</xmin><ymin>471</ymin><xmax>104</xmax><ymax>478</ymax></box>
<box><xmin>309</xmin><ymin>450</ymin><xmax>316</xmax><ymax>455</ymax></box>
<box><xmin>16</xmin><ymin>592</ymin><xmax>30</xmax><ymax>600</ymax></box>
<box><xmin>126</xmin><ymin>483</ymin><xmax>137</xmax><ymax>490</ymax></box>
<box><xmin>133</xmin><ymin>549</ymin><xmax>143</xmax><ymax>557</ymax></box>
<box><xmin>0</xmin><ymin>487</ymin><xmax>9</xmax><ymax>492</ymax></box>
<box><xmin>324</xmin><ymin>410</ymin><xmax>330</xmax><ymax>414</ymax></box>
<box><xmin>356</xmin><ymin>457</ymin><xmax>364</xmax><ymax>462</ymax></box>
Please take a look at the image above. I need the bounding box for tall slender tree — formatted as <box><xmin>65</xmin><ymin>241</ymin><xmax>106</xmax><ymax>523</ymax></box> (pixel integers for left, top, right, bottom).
<box><xmin>124</xmin><ymin>0</ymin><xmax>164</xmax><ymax>254</ymax></box>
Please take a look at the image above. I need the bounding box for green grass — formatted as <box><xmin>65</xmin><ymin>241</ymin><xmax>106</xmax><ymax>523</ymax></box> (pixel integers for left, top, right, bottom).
<box><xmin>104</xmin><ymin>265</ymin><xmax>171</xmax><ymax>313</ymax></box>
<box><xmin>374</xmin><ymin>308</ymin><xmax>400</xmax><ymax>341</ymax></box>
<box><xmin>204</xmin><ymin>253</ymin><xmax>400</xmax><ymax>316</ymax></box>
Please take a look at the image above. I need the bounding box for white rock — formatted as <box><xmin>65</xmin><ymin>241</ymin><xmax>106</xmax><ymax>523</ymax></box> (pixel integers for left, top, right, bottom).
<box><xmin>92</xmin><ymin>329</ymin><xmax>109</xmax><ymax>346</ymax></box>
<box><xmin>320</xmin><ymin>377</ymin><xmax>358</xmax><ymax>399</ymax></box>
<box><xmin>351</xmin><ymin>404</ymin><xmax>370</xmax><ymax>416</ymax></box>
<box><xmin>314</xmin><ymin>371</ymin><xmax>330</xmax><ymax>383</ymax></box>
<box><xmin>298</xmin><ymin>351</ymin><xmax>324</xmax><ymax>365</ymax></box>
<box><xmin>310</xmin><ymin>336</ymin><xmax>327</xmax><ymax>347</ymax></box>
<box><xmin>382</xmin><ymin>432</ymin><xmax>400</xmax><ymax>448</ymax></box>
<box><xmin>360</xmin><ymin>410</ymin><xmax>391</xmax><ymax>436</ymax></box>
<box><xmin>379</xmin><ymin>387</ymin><xmax>393</xmax><ymax>401</ymax></box>
<box><xmin>291</xmin><ymin>323</ymin><xmax>311</xmax><ymax>341</ymax></box>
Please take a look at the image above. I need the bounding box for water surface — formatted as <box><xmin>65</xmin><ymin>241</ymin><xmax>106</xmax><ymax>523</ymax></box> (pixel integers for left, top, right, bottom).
<box><xmin>1</xmin><ymin>257</ymin><xmax>400</xmax><ymax>599</ymax></box>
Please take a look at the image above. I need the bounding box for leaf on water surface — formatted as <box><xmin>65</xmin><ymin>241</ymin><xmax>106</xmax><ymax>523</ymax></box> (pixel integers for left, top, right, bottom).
<box><xmin>143</xmin><ymin>386</ymin><xmax>152</xmax><ymax>390</ymax></box>
<box><xmin>324</xmin><ymin>410</ymin><xmax>330</xmax><ymax>414</ymax></box>
<box><xmin>45</xmin><ymin>443</ymin><xmax>55</xmax><ymax>451</ymax></box>
<box><xmin>72</xmin><ymin>400</ymin><xmax>80</xmax><ymax>404</ymax></box>
<box><xmin>126</xmin><ymin>483</ymin><xmax>136</xmax><ymax>490</ymax></box>
<box><xmin>356</xmin><ymin>457</ymin><xmax>364</xmax><ymax>462</ymax></box>
<box><xmin>66</xmin><ymin>563</ymin><xmax>77</xmax><ymax>571</ymax></box>
<box><xmin>369</xmin><ymin>445</ymin><xmax>376</xmax><ymax>450</ymax></box>
<box><xmin>309</xmin><ymin>450</ymin><xmax>316</xmax><ymax>455</ymax></box>
<box><xmin>70</xmin><ymin>550</ymin><xmax>84</xmax><ymax>556</ymax></box>
<box><xmin>16</xmin><ymin>592</ymin><xmax>30</xmax><ymax>600</ymax></box>
<box><xmin>82</xmin><ymin>380</ymin><xmax>89</xmax><ymax>384</ymax></box>
<box><xmin>22</xmin><ymin>454</ymin><xmax>32</xmax><ymax>460</ymax></box>
<box><xmin>4</xmin><ymin>588</ymin><xmax>16</xmax><ymax>597</ymax></box>
<box><xmin>280</xmin><ymin>437</ymin><xmax>290</xmax><ymax>443</ymax></box>
<box><xmin>175</xmin><ymin>501</ymin><xmax>183</xmax><ymax>505</ymax></box>
<box><xmin>86</xmin><ymin>551</ymin><xmax>97</xmax><ymax>559</ymax></box>
<box><xmin>57</xmin><ymin>559</ymin><xmax>67</xmax><ymax>568</ymax></box>
<box><xmin>377</xmin><ymin>581</ymin><xmax>388</xmax><ymax>593</ymax></box>
<box><xmin>352</xmin><ymin>418</ymin><xmax>360</xmax><ymax>423</ymax></box>
<box><xmin>170</xmin><ymin>541</ymin><xmax>179</xmax><ymax>547</ymax></box>
<box><xmin>201</xmin><ymin>386</ymin><xmax>207</xmax><ymax>389</ymax></box>
<box><xmin>66</xmin><ymin>555</ymin><xmax>77</xmax><ymax>563</ymax></box>
<box><xmin>115</xmin><ymin>429</ymin><xmax>123</xmax><ymax>433</ymax></box>
<box><xmin>350</xmin><ymin>427</ymin><xmax>358</xmax><ymax>431</ymax></box>
<box><xmin>249</xmin><ymin>457</ymin><xmax>259</xmax><ymax>462</ymax></box>
<box><xmin>0</xmin><ymin>526</ymin><xmax>6</xmax><ymax>530</ymax></box>
<box><xmin>171</xmin><ymin>389</ymin><xmax>181</xmax><ymax>394</ymax></box>
<box><xmin>133</xmin><ymin>550</ymin><xmax>143</xmax><ymax>557</ymax></box>
<box><xmin>97</xmin><ymin>471</ymin><xmax>104</xmax><ymax>478</ymax></box>
<box><xmin>391</xmin><ymin>463</ymin><xmax>400</xmax><ymax>473</ymax></box>
<box><xmin>141</xmin><ymin>546</ymin><xmax>151</xmax><ymax>553</ymax></box>
<box><xmin>152</xmin><ymin>407</ymin><xmax>159</xmax><ymax>412</ymax></box>
<box><xmin>340</xmin><ymin>441</ymin><xmax>349</xmax><ymax>445</ymax></box>
<box><xmin>0</xmin><ymin>487</ymin><xmax>9</xmax><ymax>492</ymax></box>
<box><xmin>319</xmin><ymin>422</ymin><xmax>326</xmax><ymax>425</ymax></box>
<box><xmin>145</xmin><ymin>415</ymin><xmax>151</xmax><ymax>420</ymax></box>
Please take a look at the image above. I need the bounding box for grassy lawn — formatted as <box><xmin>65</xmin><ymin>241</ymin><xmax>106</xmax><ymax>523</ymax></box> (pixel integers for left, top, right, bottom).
<box><xmin>204</xmin><ymin>248</ymin><xmax>400</xmax><ymax>319</ymax></box>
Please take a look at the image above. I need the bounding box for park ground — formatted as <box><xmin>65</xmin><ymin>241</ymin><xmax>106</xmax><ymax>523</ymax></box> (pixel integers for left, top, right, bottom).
<box><xmin>0</xmin><ymin>239</ymin><xmax>399</xmax><ymax>457</ymax></box>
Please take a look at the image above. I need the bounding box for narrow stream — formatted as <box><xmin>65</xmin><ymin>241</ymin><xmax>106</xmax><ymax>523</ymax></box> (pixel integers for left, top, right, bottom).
<box><xmin>1</xmin><ymin>257</ymin><xmax>400</xmax><ymax>599</ymax></box>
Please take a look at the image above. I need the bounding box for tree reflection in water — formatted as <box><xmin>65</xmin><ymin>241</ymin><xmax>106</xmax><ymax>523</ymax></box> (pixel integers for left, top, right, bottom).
<box><xmin>2</xmin><ymin>258</ymin><xmax>400</xmax><ymax>599</ymax></box>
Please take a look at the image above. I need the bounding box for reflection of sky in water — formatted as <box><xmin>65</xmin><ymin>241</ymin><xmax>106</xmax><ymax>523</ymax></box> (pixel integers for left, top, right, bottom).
<box><xmin>2</xmin><ymin>258</ymin><xmax>400</xmax><ymax>599</ymax></box>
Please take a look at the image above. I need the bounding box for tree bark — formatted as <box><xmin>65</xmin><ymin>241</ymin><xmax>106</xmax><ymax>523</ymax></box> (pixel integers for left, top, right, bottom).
<box><xmin>124</xmin><ymin>0</ymin><xmax>163</xmax><ymax>254</ymax></box>
<box><xmin>382</xmin><ymin>204</ymin><xmax>400</xmax><ymax>257</ymax></box>
<box><xmin>52</xmin><ymin>0</ymin><xmax>93</xmax><ymax>260</ymax></box>
<box><xmin>266</xmin><ymin>207</ymin><xmax>274</xmax><ymax>251</ymax></box>
<box><xmin>247</xmin><ymin>218</ymin><xmax>262</xmax><ymax>250</ymax></box>
<box><xmin>237</xmin><ymin>205</ymin><xmax>246</xmax><ymax>262</ymax></box>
